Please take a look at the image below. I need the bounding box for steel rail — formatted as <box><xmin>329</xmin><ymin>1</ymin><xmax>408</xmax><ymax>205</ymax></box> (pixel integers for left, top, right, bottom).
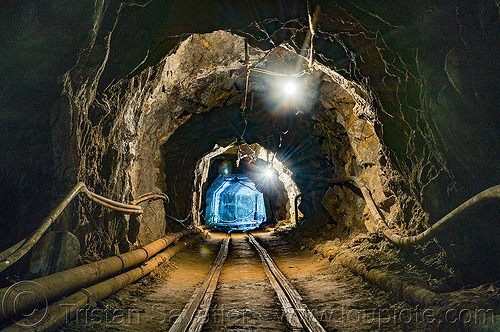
<box><xmin>247</xmin><ymin>233</ymin><xmax>326</xmax><ymax>332</ymax></box>
<box><xmin>316</xmin><ymin>177</ymin><xmax>500</xmax><ymax>245</ymax></box>
<box><xmin>169</xmin><ymin>235</ymin><xmax>230</xmax><ymax>332</ymax></box>
<box><xmin>249</xmin><ymin>234</ymin><xmax>303</xmax><ymax>331</ymax></box>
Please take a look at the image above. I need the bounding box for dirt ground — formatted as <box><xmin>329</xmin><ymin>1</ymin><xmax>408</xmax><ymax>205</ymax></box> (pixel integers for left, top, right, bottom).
<box><xmin>201</xmin><ymin>233</ymin><xmax>289</xmax><ymax>331</ymax></box>
<box><xmin>62</xmin><ymin>231</ymin><xmax>442</xmax><ymax>331</ymax></box>
<box><xmin>254</xmin><ymin>231</ymin><xmax>433</xmax><ymax>331</ymax></box>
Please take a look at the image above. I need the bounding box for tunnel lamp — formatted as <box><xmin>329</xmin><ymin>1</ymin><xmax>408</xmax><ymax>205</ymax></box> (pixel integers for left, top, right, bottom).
<box><xmin>282</xmin><ymin>78</ymin><xmax>299</xmax><ymax>96</ymax></box>
<box><xmin>267</xmin><ymin>76</ymin><xmax>304</xmax><ymax>107</ymax></box>
<box><xmin>264</xmin><ymin>167</ymin><xmax>274</xmax><ymax>178</ymax></box>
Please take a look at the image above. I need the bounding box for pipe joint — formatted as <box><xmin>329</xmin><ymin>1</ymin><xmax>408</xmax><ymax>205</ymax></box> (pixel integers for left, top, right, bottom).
<box><xmin>140</xmin><ymin>247</ymin><xmax>151</xmax><ymax>261</ymax></box>
<box><xmin>81</xmin><ymin>288</ymin><xmax>97</xmax><ymax>307</ymax></box>
<box><xmin>114</xmin><ymin>254</ymin><xmax>126</xmax><ymax>271</ymax></box>
<box><xmin>167</xmin><ymin>233</ymin><xmax>179</xmax><ymax>243</ymax></box>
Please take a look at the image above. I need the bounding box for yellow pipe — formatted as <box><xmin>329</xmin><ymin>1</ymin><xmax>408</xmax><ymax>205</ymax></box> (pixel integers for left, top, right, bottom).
<box><xmin>0</xmin><ymin>229</ymin><xmax>198</xmax><ymax>322</ymax></box>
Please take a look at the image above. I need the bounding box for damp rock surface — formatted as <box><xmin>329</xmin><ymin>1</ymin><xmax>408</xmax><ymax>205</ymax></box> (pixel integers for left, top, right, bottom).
<box><xmin>1</xmin><ymin>0</ymin><xmax>499</xmax><ymax>301</ymax></box>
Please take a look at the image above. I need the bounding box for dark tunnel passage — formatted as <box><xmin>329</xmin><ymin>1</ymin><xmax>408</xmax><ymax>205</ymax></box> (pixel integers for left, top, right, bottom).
<box><xmin>1</xmin><ymin>1</ymin><xmax>500</xmax><ymax>331</ymax></box>
<box><xmin>158</xmin><ymin>47</ymin><xmax>334</xmax><ymax>231</ymax></box>
<box><xmin>201</xmin><ymin>156</ymin><xmax>294</xmax><ymax>231</ymax></box>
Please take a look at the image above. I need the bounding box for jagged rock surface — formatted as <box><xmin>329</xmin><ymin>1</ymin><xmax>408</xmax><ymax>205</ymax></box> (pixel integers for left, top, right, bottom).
<box><xmin>1</xmin><ymin>0</ymin><xmax>499</xmax><ymax>285</ymax></box>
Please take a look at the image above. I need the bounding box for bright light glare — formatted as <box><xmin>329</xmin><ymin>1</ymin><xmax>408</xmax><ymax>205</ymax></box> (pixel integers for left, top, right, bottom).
<box><xmin>282</xmin><ymin>79</ymin><xmax>298</xmax><ymax>96</ymax></box>
<box><xmin>264</xmin><ymin>168</ymin><xmax>274</xmax><ymax>178</ymax></box>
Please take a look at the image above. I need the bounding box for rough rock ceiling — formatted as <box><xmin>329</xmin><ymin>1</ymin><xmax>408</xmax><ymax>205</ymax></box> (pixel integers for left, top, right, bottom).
<box><xmin>0</xmin><ymin>0</ymin><xmax>499</xmax><ymax>281</ymax></box>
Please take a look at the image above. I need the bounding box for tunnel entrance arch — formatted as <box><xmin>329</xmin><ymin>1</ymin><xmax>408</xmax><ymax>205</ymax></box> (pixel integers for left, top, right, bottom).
<box><xmin>192</xmin><ymin>141</ymin><xmax>301</xmax><ymax>229</ymax></box>
<box><xmin>155</xmin><ymin>32</ymin><xmax>383</xmax><ymax>240</ymax></box>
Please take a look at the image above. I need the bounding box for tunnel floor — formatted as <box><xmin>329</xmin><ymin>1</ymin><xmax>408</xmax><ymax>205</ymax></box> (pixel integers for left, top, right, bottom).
<box><xmin>62</xmin><ymin>232</ymin><xmax>434</xmax><ymax>331</ymax></box>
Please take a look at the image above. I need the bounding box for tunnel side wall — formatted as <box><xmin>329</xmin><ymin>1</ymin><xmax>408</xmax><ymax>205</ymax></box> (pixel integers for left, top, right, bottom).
<box><xmin>1</xmin><ymin>1</ymin><xmax>498</xmax><ymax>283</ymax></box>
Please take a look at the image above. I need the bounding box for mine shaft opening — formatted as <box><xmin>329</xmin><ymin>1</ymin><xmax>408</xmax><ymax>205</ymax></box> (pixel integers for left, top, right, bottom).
<box><xmin>199</xmin><ymin>148</ymin><xmax>301</xmax><ymax>233</ymax></box>
<box><xmin>159</xmin><ymin>32</ymin><xmax>376</xmax><ymax>242</ymax></box>
<box><xmin>1</xmin><ymin>4</ymin><xmax>500</xmax><ymax>329</ymax></box>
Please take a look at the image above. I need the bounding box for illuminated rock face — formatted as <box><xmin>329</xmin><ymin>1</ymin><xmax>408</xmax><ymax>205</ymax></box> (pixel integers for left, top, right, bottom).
<box><xmin>1</xmin><ymin>0</ymin><xmax>499</xmax><ymax>285</ymax></box>
<box><xmin>205</xmin><ymin>175</ymin><xmax>266</xmax><ymax>232</ymax></box>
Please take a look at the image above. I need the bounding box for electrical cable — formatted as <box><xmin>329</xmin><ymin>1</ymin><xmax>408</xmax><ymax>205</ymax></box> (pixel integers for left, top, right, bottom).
<box><xmin>165</xmin><ymin>211</ymin><xmax>193</xmax><ymax>229</ymax></box>
<box><xmin>223</xmin><ymin>177</ymin><xmax>260</xmax><ymax>192</ymax></box>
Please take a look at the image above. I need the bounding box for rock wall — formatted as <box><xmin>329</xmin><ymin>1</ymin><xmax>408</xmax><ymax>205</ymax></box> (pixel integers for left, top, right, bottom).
<box><xmin>1</xmin><ymin>0</ymin><xmax>498</xmax><ymax>283</ymax></box>
<box><xmin>191</xmin><ymin>143</ymin><xmax>300</xmax><ymax>228</ymax></box>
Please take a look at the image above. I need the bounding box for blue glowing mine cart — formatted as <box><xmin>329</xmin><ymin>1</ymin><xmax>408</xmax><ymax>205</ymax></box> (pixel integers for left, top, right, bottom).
<box><xmin>205</xmin><ymin>174</ymin><xmax>266</xmax><ymax>232</ymax></box>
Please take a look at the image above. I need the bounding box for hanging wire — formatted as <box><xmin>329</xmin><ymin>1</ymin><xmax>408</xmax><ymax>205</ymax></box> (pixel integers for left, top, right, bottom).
<box><xmin>227</xmin><ymin>116</ymin><xmax>257</xmax><ymax>163</ymax></box>
<box><xmin>241</xmin><ymin>90</ymin><xmax>253</xmax><ymax>138</ymax></box>
<box><xmin>281</xmin><ymin>116</ymin><xmax>291</xmax><ymax>135</ymax></box>
<box><xmin>224</xmin><ymin>177</ymin><xmax>260</xmax><ymax>192</ymax></box>
<box><xmin>249</xmin><ymin>67</ymin><xmax>309</xmax><ymax>77</ymax></box>
<box><xmin>237</xmin><ymin>1</ymin><xmax>318</xmax><ymax>161</ymax></box>
<box><xmin>241</xmin><ymin>38</ymin><xmax>250</xmax><ymax>131</ymax></box>
<box><xmin>165</xmin><ymin>211</ymin><xmax>192</xmax><ymax>229</ymax></box>
<box><xmin>236</xmin><ymin>143</ymin><xmax>242</xmax><ymax>167</ymax></box>
<box><xmin>307</xmin><ymin>0</ymin><xmax>316</xmax><ymax>68</ymax></box>
<box><xmin>143</xmin><ymin>205</ymin><xmax>159</xmax><ymax>235</ymax></box>
<box><xmin>241</xmin><ymin>70</ymin><xmax>251</xmax><ymax>111</ymax></box>
<box><xmin>239</xmin><ymin>36</ymin><xmax>311</xmax><ymax>114</ymax></box>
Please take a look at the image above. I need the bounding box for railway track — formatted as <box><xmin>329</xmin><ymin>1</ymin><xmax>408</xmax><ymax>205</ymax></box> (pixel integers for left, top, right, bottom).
<box><xmin>170</xmin><ymin>232</ymin><xmax>326</xmax><ymax>332</ymax></box>
<box><xmin>6</xmin><ymin>232</ymin><xmax>440</xmax><ymax>331</ymax></box>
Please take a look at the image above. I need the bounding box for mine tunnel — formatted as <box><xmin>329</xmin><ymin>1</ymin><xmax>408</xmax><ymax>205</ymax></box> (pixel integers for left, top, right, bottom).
<box><xmin>1</xmin><ymin>1</ymin><xmax>500</xmax><ymax>331</ymax></box>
